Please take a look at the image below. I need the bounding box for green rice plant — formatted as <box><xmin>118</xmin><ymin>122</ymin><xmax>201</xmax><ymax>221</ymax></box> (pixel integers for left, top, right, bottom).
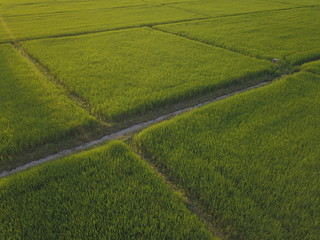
<box><xmin>0</xmin><ymin>0</ymin><xmax>146</xmax><ymax>17</ymax></box>
<box><xmin>135</xmin><ymin>71</ymin><xmax>320</xmax><ymax>239</ymax></box>
<box><xmin>0</xmin><ymin>0</ymin><xmax>191</xmax><ymax>17</ymax></box>
<box><xmin>271</xmin><ymin>0</ymin><xmax>320</xmax><ymax>5</ymax></box>
<box><xmin>0</xmin><ymin>5</ymin><xmax>201</xmax><ymax>42</ymax></box>
<box><xmin>169</xmin><ymin>0</ymin><xmax>296</xmax><ymax>18</ymax></box>
<box><xmin>156</xmin><ymin>8</ymin><xmax>320</xmax><ymax>65</ymax></box>
<box><xmin>22</xmin><ymin>27</ymin><xmax>273</xmax><ymax>121</ymax></box>
<box><xmin>0</xmin><ymin>141</ymin><xmax>215</xmax><ymax>240</ymax></box>
<box><xmin>0</xmin><ymin>44</ymin><xmax>96</xmax><ymax>162</ymax></box>
<box><xmin>0</xmin><ymin>25</ymin><xmax>8</xmax><ymax>42</ymax></box>
<box><xmin>301</xmin><ymin>59</ymin><xmax>320</xmax><ymax>75</ymax></box>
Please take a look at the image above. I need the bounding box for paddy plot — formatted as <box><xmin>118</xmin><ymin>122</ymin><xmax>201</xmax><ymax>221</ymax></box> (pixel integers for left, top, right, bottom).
<box><xmin>156</xmin><ymin>8</ymin><xmax>320</xmax><ymax>65</ymax></box>
<box><xmin>135</xmin><ymin>71</ymin><xmax>320</xmax><ymax>239</ymax></box>
<box><xmin>301</xmin><ymin>59</ymin><xmax>320</xmax><ymax>75</ymax></box>
<box><xmin>169</xmin><ymin>0</ymin><xmax>296</xmax><ymax>17</ymax></box>
<box><xmin>0</xmin><ymin>5</ymin><xmax>201</xmax><ymax>42</ymax></box>
<box><xmin>0</xmin><ymin>141</ymin><xmax>214</xmax><ymax>240</ymax></box>
<box><xmin>22</xmin><ymin>27</ymin><xmax>272</xmax><ymax>121</ymax></box>
<box><xmin>0</xmin><ymin>44</ymin><xmax>96</xmax><ymax>167</ymax></box>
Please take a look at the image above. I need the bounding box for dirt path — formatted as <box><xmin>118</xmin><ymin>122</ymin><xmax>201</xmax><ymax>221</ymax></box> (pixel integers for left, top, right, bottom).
<box><xmin>0</xmin><ymin>81</ymin><xmax>269</xmax><ymax>178</ymax></box>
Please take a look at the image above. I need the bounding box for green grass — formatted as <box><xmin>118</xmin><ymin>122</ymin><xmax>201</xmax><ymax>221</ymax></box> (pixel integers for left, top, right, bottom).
<box><xmin>135</xmin><ymin>71</ymin><xmax>320</xmax><ymax>239</ymax></box>
<box><xmin>0</xmin><ymin>0</ymin><xmax>146</xmax><ymax>17</ymax></box>
<box><xmin>301</xmin><ymin>59</ymin><xmax>320</xmax><ymax>75</ymax></box>
<box><xmin>0</xmin><ymin>0</ymin><xmax>192</xmax><ymax>17</ymax></box>
<box><xmin>22</xmin><ymin>27</ymin><xmax>273</xmax><ymax>121</ymax></box>
<box><xmin>0</xmin><ymin>24</ymin><xmax>8</xmax><ymax>42</ymax></box>
<box><xmin>156</xmin><ymin>8</ymin><xmax>320</xmax><ymax>65</ymax></box>
<box><xmin>271</xmin><ymin>0</ymin><xmax>320</xmax><ymax>5</ymax></box>
<box><xmin>0</xmin><ymin>44</ymin><xmax>97</xmax><ymax>163</ymax></box>
<box><xmin>0</xmin><ymin>141</ymin><xmax>215</xmax><ymax>240</ymax></box>
<box><xmin>170</xmin><ymin>0</ymin><xmax>296</xmax><ymax>17</ymax></box>
<box><xmin>0</xmin><ymin>5</ymin><xmax>201</xmax><ymax>42</ymax></box>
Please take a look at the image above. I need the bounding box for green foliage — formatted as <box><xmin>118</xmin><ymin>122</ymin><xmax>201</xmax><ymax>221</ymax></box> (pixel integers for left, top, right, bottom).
<box><xmin>0</xmin><ymin>0</ymin><xmax>192</xmax><ymax>17</ymax></box>
<box><xmin>169</xmin><ymin>0</ymin><xmax>296</xmax><ymax>17</ymax></box>
<box><xmin>0</xmin><ymin>24</ymin><xmax>8</xmax><ymax>41</ymax></box>
<box><xmin>275</xmin><ymin>0</ymin><xmax>320</xmax><ymax>5</ymax></box>
<box><xmin>0</xmin><ymin>141</ymin><xmax>214</xmax><ymax>240</ymax></box>
<box><xmin>135</xmin><ymin>72</ymin><xmax>320</xmax><ymax>239</ymax></box>
<box><xmin>22</xmin><ymin>27</ymin><xmax>273</xmax><ymax>121</ymax></box>
<box><xmin>156</xmin><ymin>8</ymin><xmax>320</xmax><ymax>65</ymax></box>
<box><xmin>0</xmin><ymin>4</ymin><xmax>200</xmax><ymax>42</ymax></box>
<box><xmin>301</xmin><ymin>60</ymin><xmax>320</xmax><ymax>75</ymax></box>
<box><xmin>0</xmin><ymin>44</ymin><xmax>96</xmax><ymax>161</ymax></box>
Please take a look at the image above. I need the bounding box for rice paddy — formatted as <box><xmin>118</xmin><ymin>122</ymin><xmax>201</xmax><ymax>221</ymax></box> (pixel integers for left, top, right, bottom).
<box><xmin>0</xmin><ymin>5</ymin><xmax>201</xmax><ymax>42</ymax></box>
<box><xmin>0</xmin><ymin>44</ymin><xmax>97</xmax><ymax>166</ymax></box>
<box><xmin>22</xmin><ymin>27</ymin><xmax>273</xmax><ymax>121</ymax></box>
<box><xmin>0</xmin><ymin>141</ymin><xmax>214</xmax><ymax>239</ymax></box>
<box><xmin>156</xmin><ymin>8</ymin><xmax>320</xmax><ymax>65</ymax></box>
<box><xmin>1</xmin><ymin>0</ymin><xmax>319</xmax><ymax>239</ymax></box>
<box><xmin>135</xmin><ymin>71</ymin><xmax>320</xmax><ymax>239</ymax></box>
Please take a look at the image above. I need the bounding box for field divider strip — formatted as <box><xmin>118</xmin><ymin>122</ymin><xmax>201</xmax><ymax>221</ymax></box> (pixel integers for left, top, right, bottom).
<box><xmin>2</xmin><ymin>3</ymin><xmax>156</xmax><ymax>18</ymax></box>
<box><xmin>164</xmin><ymin>4</ymin><xmax>315</xmax><ymax>20</ymax></box>
<box><xmin>17</xmin><ymin>17</ymin><xmax>209</xmax><ymax>43</ymax></box>
<box><xmin>2</xmin><ymin>0</ymin><xmax>203</xmax><ymax>19</ymax></box>
<box><xmin>131</xmin><ymin>150</ymin><xmax>228</xmax><ymax>240</ymax></box>
<box><xmin>0</xmin><ymin>81</ymin><xmax>270</xmax><ymax>178</ymax></box>
<box><xmin>2</xmin><ymin>5</ymin><xmax>313</xmax><ymax>43</ymax></box>
<box><xmin>1</xmin><ymin>15</ymin><xmax>103</xmax><ymax>119</ymax></box>
<box><xmin>150</xmin><ymin>26</ymin><xmax>266</xmax><ymax>62</ymax></box>
<box><xmin>10</xmin><ymin>41</ymin><xmax>97</xmax><ymax>116</ymax></box>
<box><xmin>0</xmin><ymin>15</ymin><xmax>16</xmax><ymax>40</ymax></box>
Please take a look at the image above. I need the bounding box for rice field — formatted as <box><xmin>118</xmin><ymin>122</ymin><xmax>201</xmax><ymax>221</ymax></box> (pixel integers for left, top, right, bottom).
<box><xmin>169</xmin><ymin>0</ymin><xmax>297</xmax><ymax>17</ymax></box>
<box><xmin>135</xmin><ymin>71</ymin><xmax>320</xmax><ymax>239</ymax></box>
<box><xmin>156</xmin><ymin>8</ymin><xmax>320</xmax><ymax>65</ymax></box>
<box><xmin>0</xmin><ymin>0</ymin><xmax>191</xmax><ymax>17</ymax></box>
<box><xmin>301</xmin><ymin>59</ymin><xmax>320</xmax><ymax>75</ymax></box>
<box><xmin>0</xmin><ymin>44</ymin><xmax>97</xmax><ymax>166</ymax></box>
<box><xmin>275</xmin><ymin>0</ymin><xmax>320</xmax><ymax>5</ymax></box>
<box><xmin>1</xmin><ymin>0</ymin><xmax>319</xmax><ymax>239</ymax></box>
<box><xmin>0</xmin><ymin>141</ymin><xmax>215</xmax><ymax>239</ymax></box>
<box><xmin>0</xmin><ymin>5</ymin><xmax>201</xmax><ymax>42</ymax></box>
<box><xmin>21</xmin><ymin>27</ymin><xmax>273</xmax><ymax>121</ymax></box>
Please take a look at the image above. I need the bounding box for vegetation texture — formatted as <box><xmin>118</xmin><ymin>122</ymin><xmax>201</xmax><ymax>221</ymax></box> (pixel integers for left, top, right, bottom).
<box><xmin>0</xmin><ymin>4</ymin><xmax>200</xmax><ymax>42</ymax></box>
<box><xmin>0</xmin><ymin>44</ymin><xmax>96</xmax><ymax>163</ymax></box>
<box><xmin>22</xmin><ymin>27</ymin><xmax>272</xmax><ymax>121</ymax></box>
<box><xmin>156</xmin><ymin>8</ymin><xmax>320</xmax><ymax>65</ymax></box>
<box><xmin>135</xmin><ymin>71</ymin><xmax>320</xmax><ymax>239</ymax></box>
<box><xmin>0</xmin><ymin>141</ymin><xmax>214</xmax><ymax>240</ymax></box>
<box><xmin>169</xmin><ymin>0</ymin><xmax>296</xmax><ymax>17</ymax></box>
<box><xmin>301</xmin><ymin>59</ymin><xmax>320</xmax><ymax>75</ymax></box>
<box><xmin>276</xmin><ymin>0</ymin><xmax>320</xmax><ymax>5</ymax></box>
